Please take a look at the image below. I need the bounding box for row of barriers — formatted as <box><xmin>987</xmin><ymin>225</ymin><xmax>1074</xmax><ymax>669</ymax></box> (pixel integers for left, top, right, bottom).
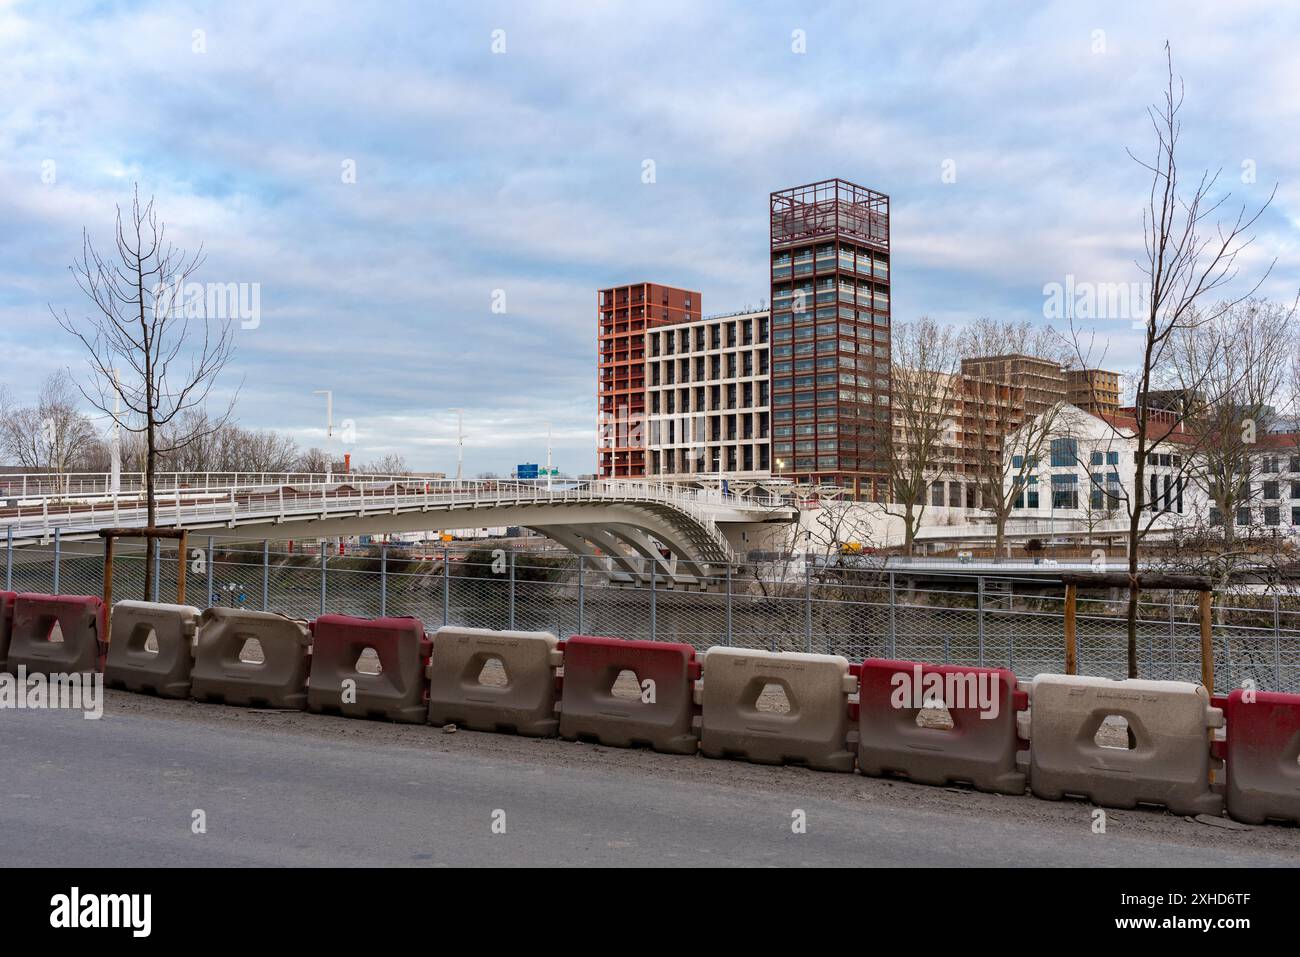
<box><xmin>2</xmin><ymin>591</ymin><xmax>1297</xmax><ymax>828</ymax></box>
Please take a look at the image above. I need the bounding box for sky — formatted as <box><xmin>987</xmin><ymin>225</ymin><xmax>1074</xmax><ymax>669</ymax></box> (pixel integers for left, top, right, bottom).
<box><xmin>1</xmin><ymin>0</ymin><xmax>1297</xmax><ymax>475</ymax></box>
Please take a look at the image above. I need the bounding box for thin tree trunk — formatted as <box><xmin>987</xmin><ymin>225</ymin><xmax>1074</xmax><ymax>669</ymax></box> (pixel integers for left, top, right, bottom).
<box><xmin>1125</xmin><ymin>503</ymin><xmax>1141</xmax><ymax>678</ymax></box>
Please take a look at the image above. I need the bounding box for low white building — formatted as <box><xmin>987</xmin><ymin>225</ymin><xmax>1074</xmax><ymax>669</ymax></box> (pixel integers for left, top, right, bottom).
<box><xmin>1004</xmin><ymin>404</ymin><xmax>1300</xmax><ymax>535</ymax></box>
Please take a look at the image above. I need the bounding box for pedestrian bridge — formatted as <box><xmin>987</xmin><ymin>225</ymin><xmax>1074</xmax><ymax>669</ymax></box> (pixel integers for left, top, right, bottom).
<box><xmin>0</xmin><ymin>472</ymin><xmax>797</xmax><ymax>588</ymax></box>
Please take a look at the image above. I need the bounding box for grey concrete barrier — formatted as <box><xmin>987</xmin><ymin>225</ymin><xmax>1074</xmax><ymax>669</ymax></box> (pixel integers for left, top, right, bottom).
<box><xmin>698</xmin><ymin>646</ymin><xmax>856</xmax><ymax>772</ymax></box>
<box><xmin>427</xmin><ymin>626</ymin><xmax>562</xmax><ymax>736</ymax></box>
<box><xmin>1028</xmin><ymin>673</ymin><xmax>1223</xmax><ymax>816</ymax></box>
<box><xmin>104</xmin><ymin>600</ymin><xmax>201</xmax><ymax>698</ymax></box>
<box><xmin>190</xmin><ymin>607</ymin><xmax>311</xmax><ymax>709</ymax></box>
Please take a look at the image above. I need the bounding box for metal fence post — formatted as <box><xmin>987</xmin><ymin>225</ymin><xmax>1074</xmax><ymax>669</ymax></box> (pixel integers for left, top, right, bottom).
<box><xmin>1274</xmin><ymin>594</ymin><xmax>1283</xmax><ymax>690</ymax></box>
<box><xmin>380</xmin><ymin>543</ymin><xmax>388</xmax><ymax>618</ymax></box>
<box><xmin>1168</xmin><ymin>591</ymin><xmax>1177</xmax><ymax>676</ymax></box>
<box><xmin>725</xmin><ymin>563</ymin><xmax>733</xmax><ymax>647</ymax></box>
<box><xmin>262</xmin><ymin>540</ymin><xmax>270</xmax><ymax>612</ymax></box>
<box><xmin>442</xmin><ymin>548</ymin><xmax>450</xmax><ymax>626</ymax></box>
<box><xmin>508</xmin><ymin>550</ymin><xmax>515</xmax><ymax>630</ymax></box>
<box><xmin>152</xmin><ymin>539</ymin><xmax>160</xmax><ymax>602</ymax></box>
<box><xmin>649</xmin><ymin>560</ymin><xmax>656</xmax><ymax>641</ymax></box>
<box><xmin>976</xmin><ymin>576</ymin><xmax>985</xmax><ymax>666</ymax></box>
<box><xmin>53</xmin><ymin>527</ymin><xmax>61</xmax><ymax>595</ymax></box>
<box><xmin>887</xmin><ymin>572</ymin><xmax>896</xmax><ymax>658</ymax></box>
<box><xmin>803</xmin><ymin>561</ymin><xmax>812</xmax><ymax>653</ymax></box>
<box><xmin>576</xmin><ymin>555</ymin><xmax>585</xmax><ymax>635</ymax></box>
<box><xmin>207</xmin><ymin>536</ymin><xmax>215</xmax><ymax>606</ymax></box>
<box><xmin>319</xmin><ymin>543</ymin><xmax>327</xmax><ymax>616</ymax></box>
<box><xmin>5</xmin><ymin>526</ymin><xmax>11</xmax><ymax>592</ymax></box>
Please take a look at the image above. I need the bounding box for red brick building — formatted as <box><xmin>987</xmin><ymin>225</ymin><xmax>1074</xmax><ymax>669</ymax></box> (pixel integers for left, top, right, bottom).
<box><xmin>597</xmin><ymin>282</ymin><xmax>700</xmax><ymax>478</ymax></box>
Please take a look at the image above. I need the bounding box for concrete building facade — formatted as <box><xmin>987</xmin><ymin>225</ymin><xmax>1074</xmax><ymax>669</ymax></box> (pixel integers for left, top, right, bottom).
<box><xmin>644</xmin><ymin>310</ymin><xmax>771</xmax><ymax>480</ymax></box>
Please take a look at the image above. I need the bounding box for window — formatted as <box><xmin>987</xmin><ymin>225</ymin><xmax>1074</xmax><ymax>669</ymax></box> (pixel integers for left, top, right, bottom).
<box><xmin>1051</xmin><ymin>473</ymin><xmax>1079</xmax><ymax>509</ymax></box>
<box><xmin>1236</xmin><ymin>507</ymin><xmax>1250</xmax><ymax>526</ymax></box>
<box><xmin>1264</xmin><ymin>506</ymin><xmax>1280</xmax><ymax>526</ymax></box>
<box><xmin>1263</xmin><ymin>481</ymin><xmax>1280</xmax><ymax>500</ymax></box>
<box><xmin>1050</xmin><ymin>438</ymin><xmax>1078</xmax><ymax>467</ymax></box>
<box><xmin>1106</xmin><ymin>451</ymin><xmax>1119</xmax><ymax>466</ymax></box>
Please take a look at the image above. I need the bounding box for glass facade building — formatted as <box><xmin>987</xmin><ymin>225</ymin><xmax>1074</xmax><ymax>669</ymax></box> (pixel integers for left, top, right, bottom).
<box><xmin>768</xmin><ymin>179</ymin><xmax>891</xmax><ymax>499</ymax></box>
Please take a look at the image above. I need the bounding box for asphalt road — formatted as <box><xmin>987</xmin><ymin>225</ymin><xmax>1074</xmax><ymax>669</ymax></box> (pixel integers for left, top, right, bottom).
<box><xmin>1</xmin><ymin>703</ymin><xmax>1296</xmax><ymax>867</ymax></box>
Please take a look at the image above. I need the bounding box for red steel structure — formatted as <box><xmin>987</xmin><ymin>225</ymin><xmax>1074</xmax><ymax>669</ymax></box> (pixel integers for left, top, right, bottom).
<box><xmin>769</xmin><ymin>178</ymin><xmax>891</xmax><ymax>500</ymax></box>
<box><xmin>597</xmin><ymin>282</ymin><xmax>700</xmax><ymax>478</ymax></box>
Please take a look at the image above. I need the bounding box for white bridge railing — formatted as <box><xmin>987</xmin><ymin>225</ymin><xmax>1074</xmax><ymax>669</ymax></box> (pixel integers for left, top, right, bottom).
<box><xmin>0</xmin><ymin>473</ymin><xmax>792</xmax><ymax>543</ymax></box>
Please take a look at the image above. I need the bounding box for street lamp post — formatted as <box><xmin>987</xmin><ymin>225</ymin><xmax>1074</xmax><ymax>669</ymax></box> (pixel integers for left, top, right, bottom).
<box><xmin>313</xmin><ymin>389</ymin><xmax>334</xmax><ymax>482</ymax></box>
<box><xmin>448</xmin><ymin>408</ymin><xmax>464</xmax><ymax>483</ymax></box>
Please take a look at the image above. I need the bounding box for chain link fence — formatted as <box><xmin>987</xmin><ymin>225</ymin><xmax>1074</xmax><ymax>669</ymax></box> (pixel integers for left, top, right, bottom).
<box><xmin>5</xmin><ymin>534</ymin><xmax>1299</xmax><ymax>694</ymax></box>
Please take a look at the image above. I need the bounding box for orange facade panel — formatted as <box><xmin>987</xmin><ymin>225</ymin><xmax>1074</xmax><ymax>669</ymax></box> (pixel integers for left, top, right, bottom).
<box><xmin>597</xmin><ymin>282</ymin><xmax>700</xmax><ymax>478</ymax></box>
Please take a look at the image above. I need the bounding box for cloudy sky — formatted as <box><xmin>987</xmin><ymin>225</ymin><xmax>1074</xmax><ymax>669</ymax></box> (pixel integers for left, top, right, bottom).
<box><xmin>1</xmin><ymin>0</ymin><xmax>1296</xmax><ymax>474</ymax></box>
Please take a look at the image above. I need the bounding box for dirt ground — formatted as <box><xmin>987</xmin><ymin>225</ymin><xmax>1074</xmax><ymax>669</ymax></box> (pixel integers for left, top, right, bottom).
<box><xmin>94</xmin><ymin>688</ymin><xmax>1300</xmax><ymax>859</ymax></box>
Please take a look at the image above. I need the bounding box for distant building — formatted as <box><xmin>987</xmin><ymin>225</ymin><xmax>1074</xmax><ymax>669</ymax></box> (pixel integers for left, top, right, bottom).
<box><xmin>597</xmin><ymin>282</ymin><xmax>700</xmax><ymax>478</ymax></box>
<box><xmin>645</xmin><ymin>309</ymin><xmax>770</xmax><ymax>479</ymax></box>
<box><xmin>1065</xmin><ymin>368</ymin><xmax>1121</xmax><ymax>414</ymax></box>
<box><xmin>769</xmin><ymin>178</ymin><xmax>892</xmax><ymax>501</ymax></box>
<box><xmin>959</xmin><ymin>353</ymin><xmax>1067</xmax><ymax>417</ymax></box>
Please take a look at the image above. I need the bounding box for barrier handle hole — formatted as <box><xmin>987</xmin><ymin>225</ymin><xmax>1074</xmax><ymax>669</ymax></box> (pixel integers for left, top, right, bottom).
<box><xmin>354</xmin><ymin>647</ymin><xmax>382</xmax><ymax>675</ymax></box>
<box><xmin>1094</xmin><ymin>715</ymin><xmax>1137</xmax><ymax>750</ymax></box>
<box><xmin>754</xmin><ymin>683</ymin><xmax>792</xmax><ymax>715</ymax></box>
<box><xmin>610</xmin><ymin>670</ymin><xmax>641</xmax><ymax>700</ymax></box>
<box><xmin>476</xmin><ymin>657</ymin><xmax>508</xmax><ymax>687</ymax></box>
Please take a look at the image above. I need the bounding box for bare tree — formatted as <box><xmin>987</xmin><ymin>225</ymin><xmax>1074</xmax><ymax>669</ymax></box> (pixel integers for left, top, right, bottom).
<box><xmin>887</xmin><ymin>317</ymin><xmax>962</xmax><ymax>554</ymax></box>
<box><xmin>1111</xmin><ymin>44</ymin><xmax>1275</xmax><ymax>677</ymax></box>
<box><xmin>961</xmin><ymin>316</ymin><xmax>1070</xmax><ymax>366</ymax></box>
<box><xmin>54</xmin><ymin>186</ymin><xmax>238</xmax><ymax>599</ymax></box>
<box><xmin>356</xmin><ymin>453</ymin><xmax>409</xmax><ymax>475</ymax></box>
<box><xmin>296</xmin><ymin>447</ymin><xmax>333</xmax><ymax>473</ymax></box>
<box><xmin>1169</xmin><ymin>298</ymin><xmax>1297</xmax><ymax>559</ymax></box>
<box><xmin>971</xmin><ymin>391</ymin><xmax>1066</xmax><ymax>558</ymax></box>
<box><xmin>0</xmin><ymin>371</ymin><xmax>101</xmax><ymax>475</ymax></box>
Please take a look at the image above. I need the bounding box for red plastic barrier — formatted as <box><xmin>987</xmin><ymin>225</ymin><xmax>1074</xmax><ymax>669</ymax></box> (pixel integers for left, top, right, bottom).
<box><xmin>5</xmin><ymin>594</ymin><xmax>106</xmax><ymax>675</ymax></box>
<box><xmin>0</xmin><ymin>591</ymin><xmax>16</xmax><ymax>671</ymax></box>
<box><xmin>559</xmin><ymin>635</ymin><xmax>700</xmax><ymax>754</ymax></box>
<box><xmin>307</xmin><ymin>614</ymin><xmax>431</xmax><ymax>723</ymax></box>
<box><xmin>1218</xmin><ymin>689</ymin><xmax>1300</xmax><ymax>825</ymax></box>
<box><xmin>857</xmin><ymin>658</ymin><xmax>1029</xmax><ymax>794</ymax></box>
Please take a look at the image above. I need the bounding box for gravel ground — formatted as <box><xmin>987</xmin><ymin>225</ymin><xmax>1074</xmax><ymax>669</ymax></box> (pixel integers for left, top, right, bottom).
<box><xmin>94</xmin><ymin>688</ymin><xmax>1300</xmax><ymax>859</ymax></box>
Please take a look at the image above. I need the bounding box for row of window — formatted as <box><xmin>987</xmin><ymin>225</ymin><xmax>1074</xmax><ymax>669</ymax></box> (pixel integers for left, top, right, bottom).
<box><xmin>771</xmin><ymin>342</ymin><xmax>890</xmax><ymax>360</ymax></box>
<box><xmin>1212</xmin><ymin>506</ymin><xmax>1300</xmax><ymax>527</ymax></box>
<box><xmin>772</xmin><ymin>390</ymin><xmax>891</xmax><ymax>408</ymax></box>
<box><xmin>649</xmin><ymin>323</ymin><xmax>768</xmax><ymax>356</ymax></box>
<box><xmin>773</xmin><ymin>356</ymin><xmax>889</xmax><ymax>376</ymax></box>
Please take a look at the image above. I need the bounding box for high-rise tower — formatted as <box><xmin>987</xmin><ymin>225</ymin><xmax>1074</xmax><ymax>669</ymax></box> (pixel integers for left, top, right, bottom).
<box><xmin>768</xmin><ymin>179</ymin><xmax>891</xmax><ymax>499</ymax></box>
